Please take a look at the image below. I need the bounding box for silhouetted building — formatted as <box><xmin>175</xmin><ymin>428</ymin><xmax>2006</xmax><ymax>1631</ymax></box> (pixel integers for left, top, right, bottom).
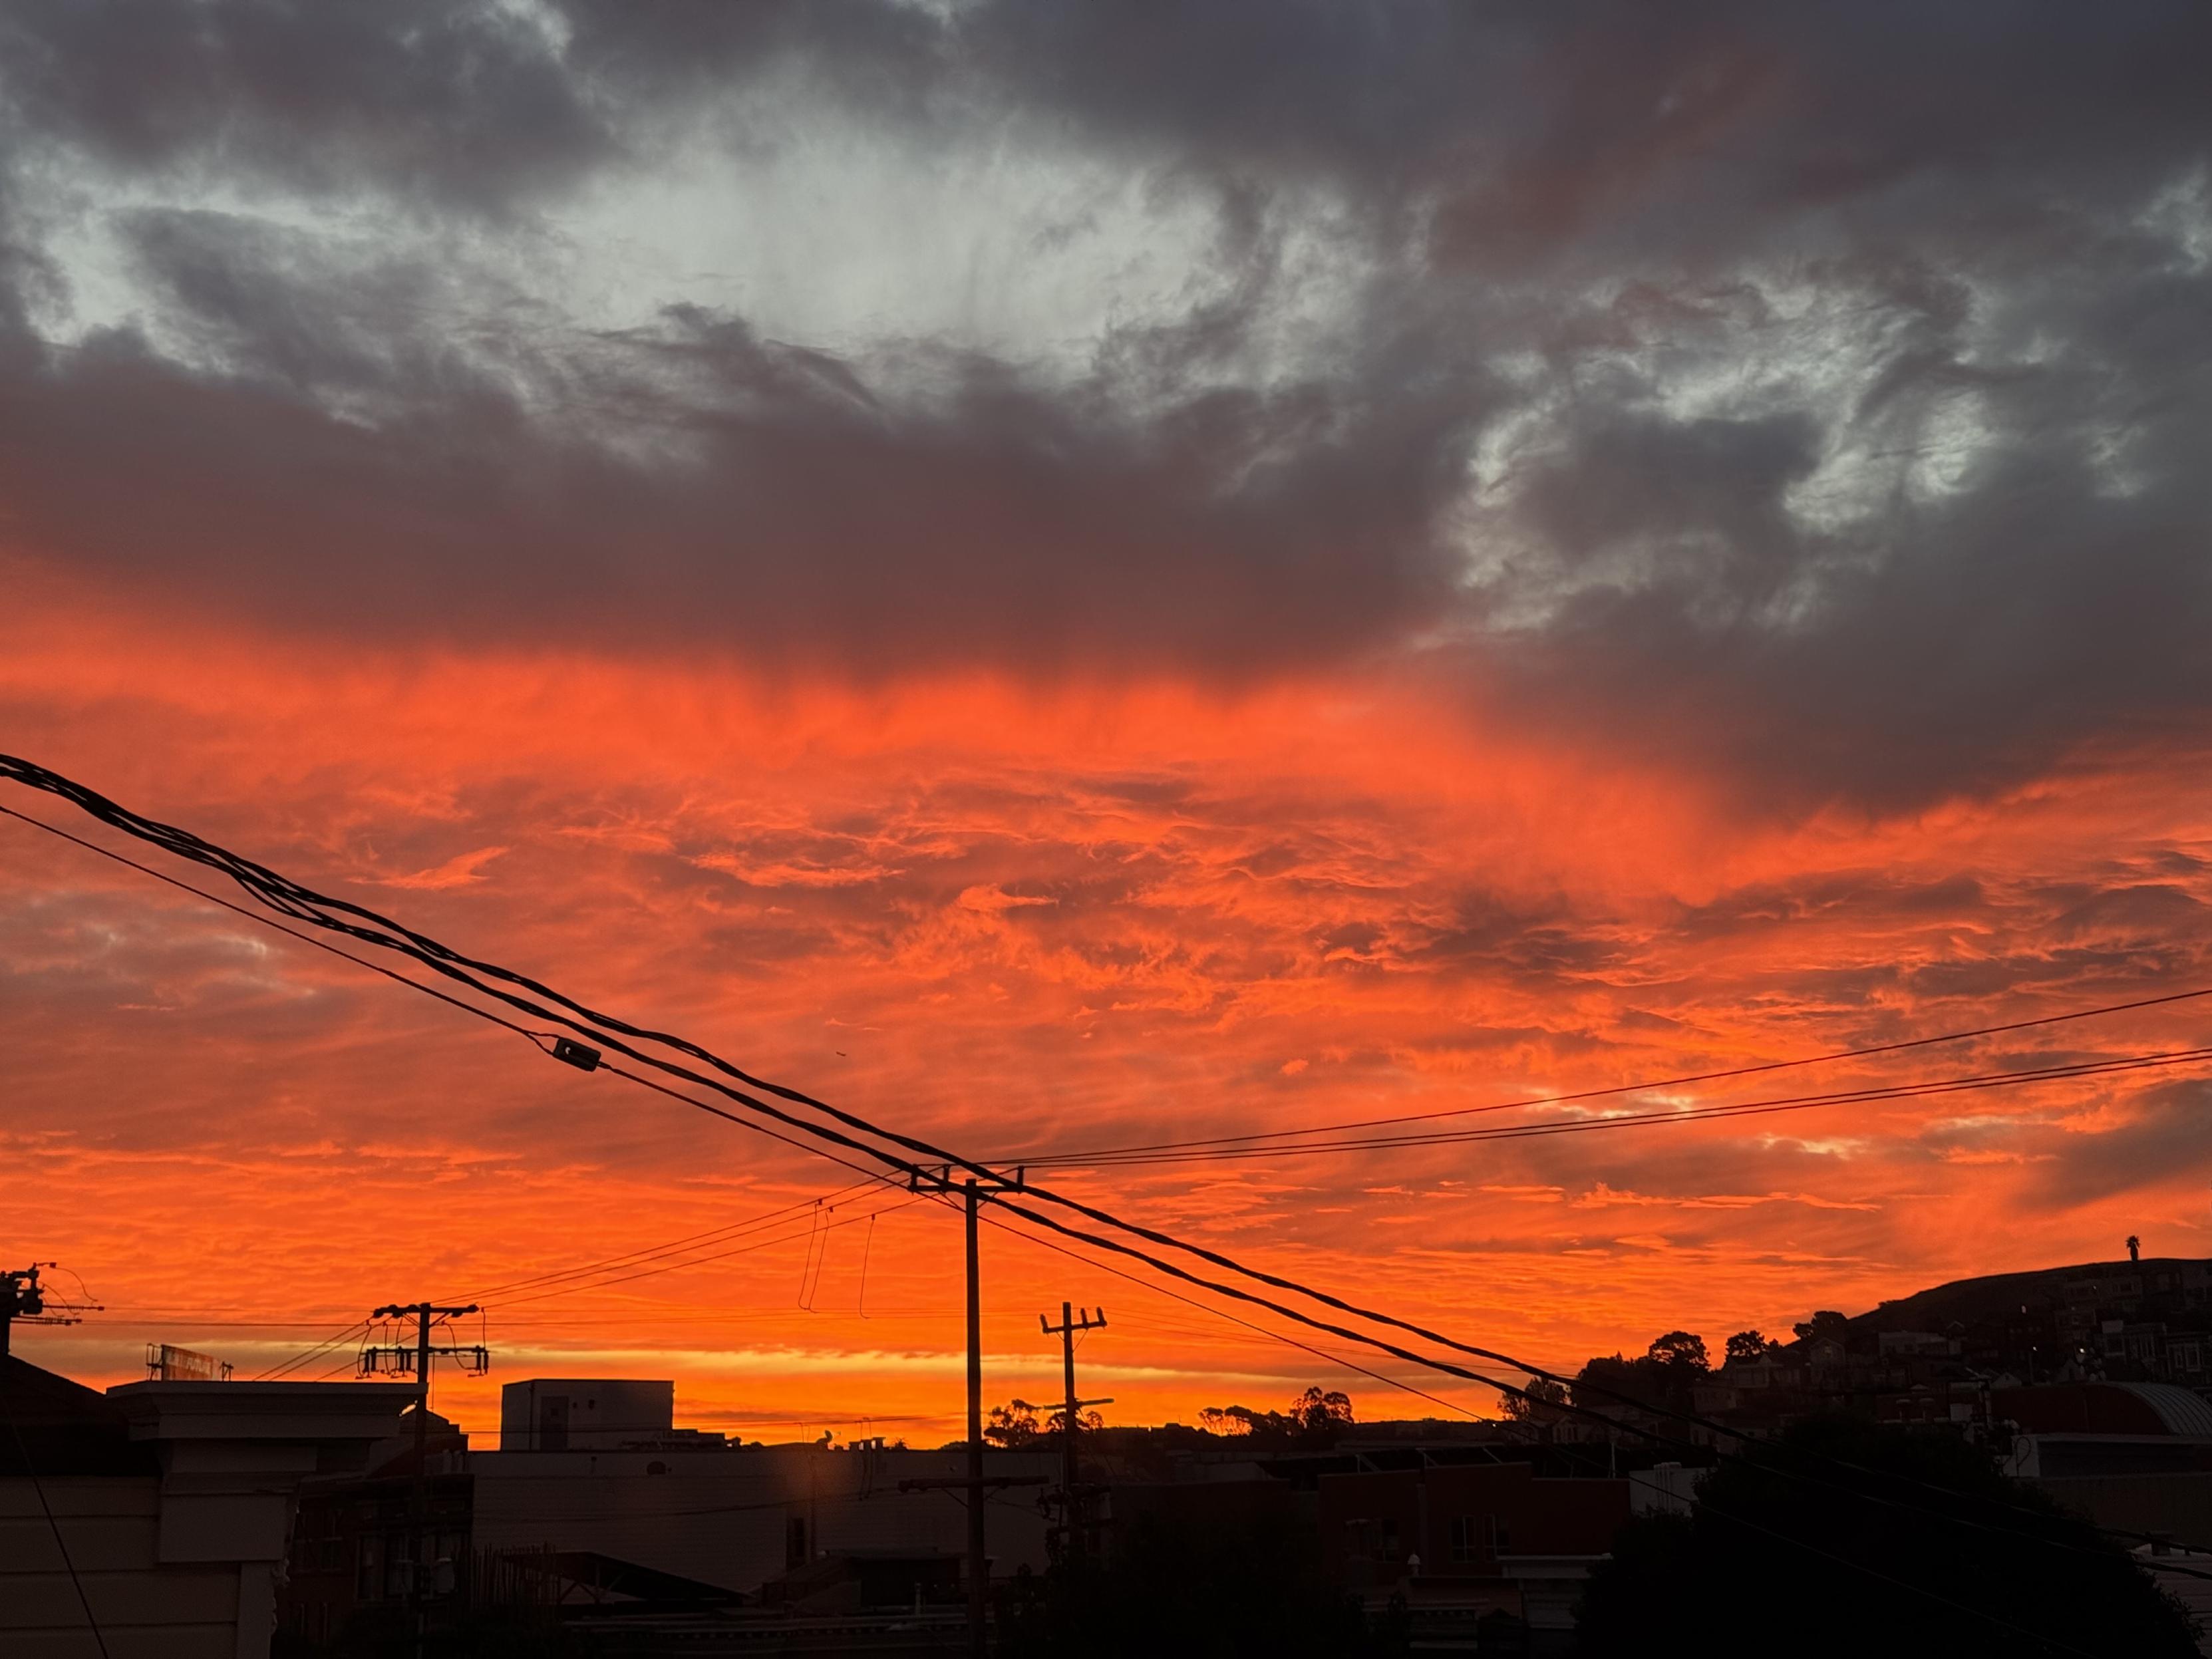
<box><xmin>278</xmin><ymin>1407</ymin><xmax>472</xmax><ymax>1646</ymax></box>
<box><xmin>1</xmin><ymin>1353</ymin><xmax>408</xmax><ymax>1659</ymax></box>
<box><xmin>475</xmin><ymin>1380</ymin><xmax>1060</xmax><ymax>1595</ymax></box>
<box><xmin>499</xmin><ymin>1377</ymin><xmax>680</xmax><ymax>1450</ymax></box>
<box><xmin>1319</xmin><ymin>1457</ymin><xmax>1630</xmax><ymax>1653</ymax></box>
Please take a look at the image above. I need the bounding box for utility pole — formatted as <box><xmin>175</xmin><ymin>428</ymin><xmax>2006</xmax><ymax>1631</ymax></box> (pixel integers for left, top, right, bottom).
<box><xmin>907</xmin><ymin>1164</ymin><xmax>1023</xmax><ymax>1658</ymax></box>
<box><xmin>1037</xmin><ymin>1302</ymin><xmax>1110</xmax><ymax>1567</ymax></box>
<box><xmin>1</xmin><ymin>1266</ymin><xmax>45</xmax><ymax>1359</ymax></box>
<box><xmin>361</xmin><ymin>1302</ymin><xmax>487</xmax><ymax>1659</ymax></box>
<box><xmin>2</xmin><ymin>1264</ymin><xmax>99</xmax><ymax>1358</ymax></box>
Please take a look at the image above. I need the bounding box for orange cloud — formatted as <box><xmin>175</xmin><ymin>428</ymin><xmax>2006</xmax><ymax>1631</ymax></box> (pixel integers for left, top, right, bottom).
<box><xmin>5</xmin><ymin>579</ymin><xmax>2212</xmax><ymax>1435</ymax></box>
<box><xmin>377</xmin><ymin>845</ymin><xmax>512</xmax><ymax>889</ymax></box>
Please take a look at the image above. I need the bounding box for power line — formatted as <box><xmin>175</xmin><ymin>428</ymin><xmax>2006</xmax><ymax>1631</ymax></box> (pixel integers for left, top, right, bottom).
<box><xmin>3</xmin><ymin>1398</ymin><xmax>113</xmax><ymax>1659</ymax></box>
<box><xmin>586</xmin><ymin>998</ymin><xmax>2212</xmax><ymax>1582</ymax></box>
<box><xmin>1023</xmin><ymin>1044</ymin><xmax>2212</xmax><ymax>1169</ymax></box>
<box><xmin>256</xmin><ymin>1320</ymin><xmax>369</xmax><ymax>1382</ymax></box>
<box><xmin>0</xmin><ymin>802</ymin><xmax>555</xmax><ymax>1049</ymax></box>
<box><xmin>0</xmin><ymin>785</ymin><xmax>2145</xmax><ymax>1445</ymax></box>
<box><xmin>484</xmin><ymin>1191</ymin><xmax>927</xmax><ymax>1311</ymax></box>
<box><xmin>933</xmin><ymin>1183</ymin><xmax>1489</xmax><ymax>1425</ymax></box>
<box><xmin>455</xmin><ymin>1179</ymin><xmax>884</xmax><ymax>1303</ymax></box>
<box><xmin>15</xmin><ymin>776</ymin><xmax>2195</xmax><ymax>1424</ymax></box>
<box><xmin>0</xmin><ymin>790</ymin><xmax>929</xmax><ymax>1261</ymax></box>
<box><xmin>573</xmin><ymin>1068</ymin><xmax>2212</xmax><ymax>1584</ymax></box>
<box><xmin>0</xmin><ymin>785</ymin><xmax>1988</xmax><ymax>1434</ymax></box>
<box><xmin>953</xmin><ymin>1187</ymin><xmax>2212</xmax><ymax>1603</ymax></box>
<box><xmin>3</xmin><ymin>784</ymin><xmax>1515</xmax><ymax>1432</ymax></box>
<box><xmin>7</xmin><ymin>762</ymin><xmax>2202</xmax><ymax>1598</ymax></box>
<box><xmin>1007</xmin><ymin>982</ymin><xmax>2212</xmax><ymax>1167</ymax></box>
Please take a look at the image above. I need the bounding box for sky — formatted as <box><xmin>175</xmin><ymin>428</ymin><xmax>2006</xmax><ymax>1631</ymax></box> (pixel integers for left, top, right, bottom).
<box><xmin>4</xmin><ymin>1</ymin><xmax>2211</xmax><ymax>1443</ymax></box>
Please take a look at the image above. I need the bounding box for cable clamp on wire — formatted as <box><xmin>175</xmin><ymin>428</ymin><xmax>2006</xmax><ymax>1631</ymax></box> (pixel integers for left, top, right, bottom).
<box><xmin>552</xmin><ymin>1037</ymin><xmax>602</xmax><ymax>1072</ymax></box>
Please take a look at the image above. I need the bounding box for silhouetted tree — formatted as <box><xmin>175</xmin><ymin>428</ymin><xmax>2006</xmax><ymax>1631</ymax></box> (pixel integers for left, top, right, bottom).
<box><xmin>1791</xmin><ymin>1310</ymin><xmax>1849</xmax><ymax>1347</ymax></box>
<box><xmin>1646</xmin><ymin>1331</ymin><xmax>1709</xmax><ymax>1373</ymax></box>
<box><xmin>1724</xmin><ymin>1330</ymin><xmax>1772</xmax><ymax>1367</ymax></box>
<box><xmin>1575</xmin><ymin>1334</ymin><xmax>1717</xmax><ymax>1422</ymax></box>
<box><xmin>1291</xmin><ymin>1386</ymin><xmax>1355</xmax><ymax>1437</ymax></box>
<box><xmin>2130</xmin><ymin>1233</ymin><xmax>2143</xmax><ymax>1263</ymax></box>
<box><xmin>1195</xmin><ymin>1393</ymin><xmax>1357</xmax><ymax>1446</ymax></box>
<box><xmin>1575</xmin><ymin>1416</ymin><xmax>2197</xmax><ymax>1658</ymax></box>
<box><xmin>986</xmin><ymin>1402</ymin><xmax>1040</xmax><ymax>1447</ymax></box>
<box><xmin>1501</xmin><ymin>1377</ymin><xmax>1569</xmax><ymax>1422</ymax></box>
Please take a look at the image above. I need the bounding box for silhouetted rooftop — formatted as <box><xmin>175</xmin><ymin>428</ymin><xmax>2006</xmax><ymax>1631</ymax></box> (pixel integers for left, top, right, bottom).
<box><xmin>0</xmin><ymin>1354</ymin><xmax>160</xmax><ymax>1477</ymax></box>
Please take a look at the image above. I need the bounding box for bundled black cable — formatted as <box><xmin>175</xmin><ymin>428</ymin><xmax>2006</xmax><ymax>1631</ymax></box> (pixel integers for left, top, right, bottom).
<box><xmin>7</xmin><ymin>751</ymin><xmax>2209</xmax><ymax>1600</ymax></box>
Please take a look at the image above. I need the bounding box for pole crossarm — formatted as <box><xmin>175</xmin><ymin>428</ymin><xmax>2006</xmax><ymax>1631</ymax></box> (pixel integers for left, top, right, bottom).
<box><xmin>907</xmin><ymin>1165</ymin><xmax>1025</xmax><ymax>1193</ymax></box>
<box><xmin>361</xmin><ymin>1303</ymin><xmax>488</xmax><ymax>1374</ymax></box>
<box><xmin>1040</xmin><ymin>1306</ymin><xmax>1106</xmax><ymax>1338</ymax></box>
<box><xmin>1</xmin><ymin>1265</ymin><xmax>102</xmax><ymax>1357</ymax></box>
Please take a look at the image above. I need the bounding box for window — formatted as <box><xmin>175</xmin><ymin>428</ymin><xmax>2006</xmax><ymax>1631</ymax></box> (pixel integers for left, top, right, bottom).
<box><xmin>786</xmin><ymin>1517</ymin><xmax>809</xmax><ymax>1568</ymax></box>
<box><xmin>1446</xmin><ymin>1515</ymin><xmax>1511</xmax><ymax>1561</ymax></box>
<box><xmin>357</xmin><ymin>1535</ymin><xmax>382</xmax><ymax>1601</ymax></box>
<box><xmin>1449</xmin><ymin>1516</ymin><xmax>1477</xmax><ymax>1564</ymax></box>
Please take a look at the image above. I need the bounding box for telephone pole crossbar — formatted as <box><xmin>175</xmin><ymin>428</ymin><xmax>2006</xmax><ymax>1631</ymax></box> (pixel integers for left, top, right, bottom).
<box><xmin>1</xmin><ymin>1264</ymin><xmax>101</xmax><ymax>1358</ymax></box>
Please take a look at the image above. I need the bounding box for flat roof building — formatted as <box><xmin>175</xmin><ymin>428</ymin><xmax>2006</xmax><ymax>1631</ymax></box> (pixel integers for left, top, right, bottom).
<box><xmin>2</xmin><ymin>1352</ymin><xmax>410</xmax><ymax>1659</ymax></box>
<box><xmin>498</xmin><ymin>1378</ymin><xmax>675</xmax><ymax>1451</ymax></box>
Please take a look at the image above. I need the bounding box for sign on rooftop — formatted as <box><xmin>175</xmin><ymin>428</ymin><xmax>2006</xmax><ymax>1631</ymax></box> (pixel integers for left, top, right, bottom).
<box><xmin>146</xmin><ymin>1342</ymin><xmax>234</xmax><ymax>1382</ymax></box>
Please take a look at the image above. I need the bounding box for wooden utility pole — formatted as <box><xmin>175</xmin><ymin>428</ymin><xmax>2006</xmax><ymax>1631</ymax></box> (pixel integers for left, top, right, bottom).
<box><xmin>907</xmin><ymin>1164</ymin><xmax>1023</xmax><ymax>1656</ymax></box>
<box><xmin>0</xmin><ymin>1266</ymin><xmax>45</xmax><ymax>1359</ymax></box>
<box><xmin>1</xmin><ymin>1264</ymin><xmax>96</xmax><ymax>1358</ymax></box>
<box><xmin>363</xmin><ymin>1302</ymin><xmax>486</xmax><ymax>1659</ymax></box>
<box><xmin>1037</xmin><ymin>1302</ymin><xmax>1109</xmax><ymax>1565</ymax></box>
<box><xmin>965</xmin><ymin>1183</ymin><xmax>984</xmax><ymax>1650</ymax></box>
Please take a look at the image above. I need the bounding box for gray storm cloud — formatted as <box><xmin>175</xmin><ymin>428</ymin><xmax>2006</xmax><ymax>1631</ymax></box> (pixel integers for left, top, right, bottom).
<box><xmin>1</xmin><ymin>0</ymin><xmax>2207</xmax><ymax>805</ymax></box>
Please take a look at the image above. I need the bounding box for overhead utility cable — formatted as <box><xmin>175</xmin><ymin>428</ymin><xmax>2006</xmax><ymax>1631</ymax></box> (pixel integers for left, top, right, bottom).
<box><xmin>11</xmin><ymin>753</ymin><xmax>2201</xmax><ymax>1432</ymax></box>
<box><xmin>6</xmin><ymin>761</ymin><xmax>2204</xmax><ymax>1583</ymax></box>
<box><xmin>1013</xmin><ymin>980</ymin><xmax>2212</xmax><ymax>1165</ymax></box>
<box><xmin>1022</xmin><ymin>1046</ymin><xmax>2212</xmax><ymax>1169</ymax></box>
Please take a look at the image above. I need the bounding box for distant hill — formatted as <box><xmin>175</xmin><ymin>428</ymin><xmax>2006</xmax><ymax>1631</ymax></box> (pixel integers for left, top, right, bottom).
<box><xmin>1841</xmin><ymin>1257</ymin><xmax>2205</xmax><ymax>1339</ymax></box>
